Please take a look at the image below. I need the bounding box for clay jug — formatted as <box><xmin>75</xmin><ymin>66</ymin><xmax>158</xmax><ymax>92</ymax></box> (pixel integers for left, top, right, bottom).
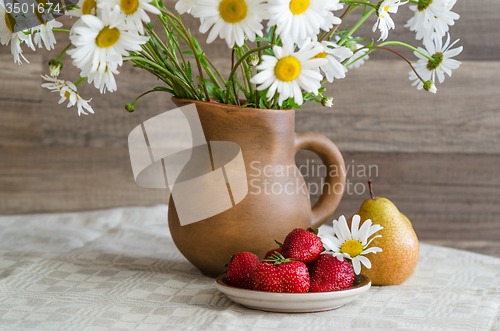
<box><xmin>169</xmin><ymin>97</ymin><xmax>346</xmax><ymax>277</ymax></box>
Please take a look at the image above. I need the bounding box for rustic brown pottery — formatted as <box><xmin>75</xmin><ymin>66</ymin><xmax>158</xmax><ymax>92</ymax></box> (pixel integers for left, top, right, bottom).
<box><xmin>169</xmin><ymin>97</ymin><xmax>346</xmax><ymax>277</ymax></box>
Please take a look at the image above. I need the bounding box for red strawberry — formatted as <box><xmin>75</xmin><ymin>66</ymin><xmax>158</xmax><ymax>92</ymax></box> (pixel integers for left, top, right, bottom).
<box><xmin>280</xmin><ymin>228</ymin><xmax>323</xmax><ymax>264</ymax></box>
<box><xmin>309</xmin><ymin>254</ymin><xmax>354</xmax><ymax>292</ymax></box>
<box><xmin>254</xmin><ymin>254</ymin><xmax>310</xmax><ymax>293</ymax></box>
<box><xmin>225</xmin><ymin>252</ymin><xmax>260</xmax><ymax>289</ymax></box>
<box><xmin>264</xmin><ymin>247</ymin><xmax>282</xmax><ymax>258</ymax></box>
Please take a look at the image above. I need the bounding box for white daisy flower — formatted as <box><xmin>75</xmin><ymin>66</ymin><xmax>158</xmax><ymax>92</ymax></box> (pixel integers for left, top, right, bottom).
<box><xmin>321</xmin><ymin>215</ymin><xmax>383</xmax><ymax>275</ymax></box>
<box><xmin>191</xmin><ymin>0</ymin><xmax>267</xmax><ymax>48</ymax></box>
<box><xmin>98</xmin><ymin>0</ymin><xmax>160</xmax><ymax>34</ymax></box>
<box><xmin>409</xmin><ymin>33</ymin><xmax>462</xmax><ymax>90</ymax></box>
<box><xmin>0</xmin><ymin>1</ymin><xmax>34</xmax><ymax>64</ymax></box>
<box><xmin>372</xmin><ymin>0</ymin><xmax>405</xmax><ymax>41</ymax></box>
<box><xmin>320</xmin><ymin>0</ymin><xmax>343</xmax><ymax>32</ymax></box>
<box><xmin>41</xmin><ymin>75</ymin><xmax>94</xmax><ymax>116</ymax></box>
<box><xmin>335</xmin><ymin>36</ymin><xmax>369</xmax><ymax>69</ymax></box>
<box><xmin>175</xmin><ymin>0</ymin><xmax>196</xmax><ymax>14</ymax></box>
<box><xmin>67</xmin><ymin>6</ymin><xmax>149</xmax><ymax>73</ymax></box>
<box><xmin>250</xmin><ymin>38</ymin><xmax>327</xmax><ymax>106</ymax></box>
<box><xmin>65</xmin><ymin>0</ymin><xmax>98</xmax><ymax>17</ymax></box>
<box><xmin>267</xmin><ymin>0</ymin><xmax>341</xmax><ymax>43</ymax></box>
<box><xmin>31</xmin><ymin>20</ymin><xmax>64</xmax><ymax>50</ymax></box>
<box><xmin>405</xmin><ymin>0</ymin><xmax>459</xmax><ymax>43</ymax></box>
<box><xmin>313</xmin><ymin>40</ymin><xmax>352</xmax><ymax>82</ymax></box>
<box><xmin>80</xmin><ymin>61</ymin><xmax>119</xmax><ymax>93</ymax></box>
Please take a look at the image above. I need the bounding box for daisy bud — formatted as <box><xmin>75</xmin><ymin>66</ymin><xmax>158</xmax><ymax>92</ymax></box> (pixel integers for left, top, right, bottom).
<box><xmin>48</xmin><ymin>59</ymin><xmax>63</xmax><ymax>77</ymax></box>
<box><xmin>321</xmin><ymin>96</ymin><xmax>334</xmax><ymax>108</ymax></box>
<box><xmin>423</xmin><ymin>80</ymin><xmax>437</xmax><ymax>94</ymax></box>
<box><xmin>125</xmin><ymin>103</ymin><xmax>135</xmax><ymax>112</ymax></box>
<box><xmin>246</xmin><ymin>54</ymin><xmax>260</xmax><ymax>67</ymax></box>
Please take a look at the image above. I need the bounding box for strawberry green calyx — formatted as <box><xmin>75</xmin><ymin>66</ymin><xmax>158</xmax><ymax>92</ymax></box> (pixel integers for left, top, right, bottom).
<box><xmin>263</xmin><ymin>252</ymin><xmax>297</xmax><ymax>265</ymax></box>
<box><xmin>307</xmin><ymin>227</ymin><xmax>319</xmax><ymax>235</ymax></box>
<box><xmin>274</xmin><ymin>240</ymin><xmax>283</xmax><ymax>247</ymax></box>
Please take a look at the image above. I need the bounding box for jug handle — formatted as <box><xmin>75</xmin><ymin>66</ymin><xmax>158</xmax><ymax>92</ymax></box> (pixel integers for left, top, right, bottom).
<box><xmin>294</xmin><ymin>132</ymin><xmax>346</xmax><ymax>229</ymax></box>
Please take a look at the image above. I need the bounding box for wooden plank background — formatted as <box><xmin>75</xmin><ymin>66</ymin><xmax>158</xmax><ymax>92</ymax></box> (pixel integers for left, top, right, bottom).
<box><xmin>0</xmin><ymin>0</ymin><xmax>499</xmax><ymax>257</ymax></box>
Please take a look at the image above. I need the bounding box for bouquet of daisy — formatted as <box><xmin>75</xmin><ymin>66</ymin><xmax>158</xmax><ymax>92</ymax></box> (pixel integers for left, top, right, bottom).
<box><xmin>0</xmin><ymin>0</ymin><xmax>462</xmax><ymax>115</ymax></box>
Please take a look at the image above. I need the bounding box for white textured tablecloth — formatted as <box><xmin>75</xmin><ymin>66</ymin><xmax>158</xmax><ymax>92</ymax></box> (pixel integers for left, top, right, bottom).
<box><xmin>0</xmin><ymin>205</ymin><xmax>499</xmax><ymax>331</ymax></box>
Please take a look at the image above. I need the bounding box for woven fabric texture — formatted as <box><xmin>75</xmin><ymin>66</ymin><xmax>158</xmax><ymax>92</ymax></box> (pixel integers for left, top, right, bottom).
<box><xmin>0</xmin><ymin>206</ymin><xmax>498</xmax><ymax>331</ymax></box>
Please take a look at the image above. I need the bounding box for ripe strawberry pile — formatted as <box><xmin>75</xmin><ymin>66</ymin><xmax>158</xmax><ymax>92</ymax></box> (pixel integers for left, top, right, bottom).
<box><xmin>224</xmin><ymin>228</ymin><xmax>354</xmax><ymax>293</ymax></box>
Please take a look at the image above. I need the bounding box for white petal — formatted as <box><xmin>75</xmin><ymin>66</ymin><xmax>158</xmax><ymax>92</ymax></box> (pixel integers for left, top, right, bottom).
<box><xmin>352</xmin><ymin>257</ymin><xmax>361</xmax><ymax>275</ymax></box>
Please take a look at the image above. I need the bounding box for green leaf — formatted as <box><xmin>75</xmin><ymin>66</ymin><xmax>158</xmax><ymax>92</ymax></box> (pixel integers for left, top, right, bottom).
<box><xmin>307</xmin><ymin>227</ymin><xmax>319</xmax><ymax>235</ymax></box>
<box><xmin>235</xmin><ymin>81</ymin><xmax>251</xmax><ymax>101</ymax></box>
<box><xmin>255</xmin><ymin>36</ymin><xmax>269</xmax><ymax>42</ymax></box>
<box><xmin>183</xmin><ymin>50</ymin><xmax>194</xmax><ymax>55</ymax></box>
<box><xmin>204</xmin><ymin>78</ymin><xmax>225</xmax><ymax>102</ymax></box>
<box><xmin>259</xmin><ymin>96</ymin><xmax>267</xmax><ymax>109</ymax></box>
<box><xmin>263</xmin><ymin>48</ymin><xmax>274</xmax><ymax>56</ymax></box>
<box><xmin>153</xmin><ymin>86</ymin><xmax>175</xmax><ymax>94</ymax></box>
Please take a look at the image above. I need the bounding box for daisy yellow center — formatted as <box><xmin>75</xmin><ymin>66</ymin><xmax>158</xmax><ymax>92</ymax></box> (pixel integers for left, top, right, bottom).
<box><xmin>96</xmin><ymin>26</ymin><xmax>120</xmax><ymax>48</ymax></box>
<box><xmin>219</xmin><ymin>0</ymin><xmax>247</xmax><ymax>23</ymax></box>
<box><xmin>35</xmin><ymin>0</ymin><xmax>48</xmax><ymax>24</ymax></box>
<box><xmin>82</xmin><ymin>0</ymin><xmax>97</xmax><ymax>15</ymax></box>
<box><xmin>121</xmin><ymin>0</ymin><xmax>140</xmax><ymax>15</ymax></box>
<box><xmin>274</xmin><ymin>56</ymin><xmax>301</xmax><ymax>82</ymax></box>
<box><xmin>427</xmin><ymin>52</ymin><xmax>443</xmax><ymax>70</ymax></box>
<box><xmin>340</xmin><ymin>240</ymin><xmax>363</xmax><ymax>257</ymax></box>
<box><xmin>289</xmin><ymin>0</ymin><xmax>309</xmax><ymax>15</ymax></box>
<box><xmin>4</xmin><ymin>12</ymin><xmax>16</xmax><ymax>34</ymax></box>
<box><xmin>384</xmin><ymin>4</ymin><xmax>389</xmax><ymax>11</ymax></box>
<box><xmin>64</xmin><ymin>91</ymin><xmax>71</xmax><ymax>99</ymax></box>
<box><xmin>311</xmin><ymin>51</ymin><xmax>327</xmax><ymax>59</ymax></box>
<box><xmin>417</xmin><ymin>0</ymin><xmax>432</xmax><ymax>11</ymax></box>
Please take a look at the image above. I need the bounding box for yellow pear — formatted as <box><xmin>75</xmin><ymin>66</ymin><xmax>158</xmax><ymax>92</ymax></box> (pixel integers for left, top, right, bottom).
<box><xmin>348</xmin><ymin>181</ymin><xmax>419</xmax><ymax>285</ymax></box>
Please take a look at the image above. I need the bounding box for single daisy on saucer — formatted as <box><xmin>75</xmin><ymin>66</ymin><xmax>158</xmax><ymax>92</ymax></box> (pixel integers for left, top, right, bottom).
<box><xmin>250</xmin><ymin>38</ymin><xmax>327</xmax><ymax>106</ymax></box>
<box><xmin>68</xmin><ymin>6</ymin><xmax>149</xmax><ymax>73</ymax></box>
<box><xmin>98</xmin><ymin>0</ymin><xmax>160</xmax><ymax>34</ymax></box>
<box><xmin>409</xmin><ymin>33</ymin><xmax>462</xmax><ymax>90</ymax></box>
<box><xmin>321</xmin><ymin>215</ymin><xmax>383</xmax><ymax>275</ymax></box>
<box><xmin>313</xmin><ymin>40</ymin><xmax>352</xmax><ymax>82</ymax></box>
<box><xmin>372</xmin><ymin>0</ymin><xmax>406</xmax><ymax>41</ymax></box>
<box><xmin>268</xmin><ymin>0</ymin><xmax>340</xmax><ymax>43</ymax></box>
<box><xmin>191</xmin><ymin>0</ymin><xmax>267</xmax><ymax>47</ymax></box>
<box><xmin>41</xmin><ymin>75</ymin><xmax>94</xmax><ymax>116</ymax></box>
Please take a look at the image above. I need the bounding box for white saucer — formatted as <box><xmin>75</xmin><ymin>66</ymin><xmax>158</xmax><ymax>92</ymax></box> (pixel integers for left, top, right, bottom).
<box><xmin>214</xmin><ymin>274</ymin><xmax>371</xmax><ymax>313</ymax></box>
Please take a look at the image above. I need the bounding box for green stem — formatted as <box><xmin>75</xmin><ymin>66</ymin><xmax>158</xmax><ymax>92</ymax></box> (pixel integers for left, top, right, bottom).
<box><xmin>230</xmin><ymin>48</ymin><xmax>240</xmax><ymax>106</ymax></box>
<box><xmin>340</xmin><ymin>0</ymin><xmax>377</xmax><ymax>8</ymax></box>
<box><xmin>204</xmin><ymin>55</ymin><xmax>226</xmax><ymax>85</ymax></box>
<box><xmin>377</xmin><ymin>41</ymin><xmax>434</xmax><ymax>61</ymax></box>
<box><xmin>52</xmin><ymin>29</ymin><xmax>71</xmax><ymax>33</ymax></box>
<box><xmin>353</xmin><ymin>46</ymin><xmax>427</xmax><ymax>83</ymax></box>
<box><xmin>225</xmin><ymin>44</ymin><xmax>273</xmax><ymax>104</ymax></box>
<box><xmin>338</xmin><ymin>7</ymin><xmax>376</xmax><ymax>46</ymax></box>
<box><xmin>124</xmin><ymin>56</ymin><xmax>195</xmax><ymax>94</ymax></box>
<box><xmin>57</xmin><ymin>43</ymin><xmax>72</xmax><ymax>61</ymax></box>
<box><xmin>130</xmin><ymin>89</ymin><xmax>166</xmax><ymax>106</ymax></box>
<box><xmin>74</xmin><ymin>76</ymin><xmax>86</xmax><ymax>87</ymax></box>
<box><xmin>238</xmin><ymin>48</ymin><xmax>253</xmax><ymax>95</ymax></box>
<box><xmin>158</xmin><ymin>7</ymin><xmax>210</xmax><ymax>100</ymax></box>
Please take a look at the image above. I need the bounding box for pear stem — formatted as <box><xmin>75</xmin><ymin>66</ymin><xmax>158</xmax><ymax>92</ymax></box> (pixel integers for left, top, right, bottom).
<box><xmin>368</xmin><ymin>180</ymin><xmax>375</xmax><ymax>199</ymax></box>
